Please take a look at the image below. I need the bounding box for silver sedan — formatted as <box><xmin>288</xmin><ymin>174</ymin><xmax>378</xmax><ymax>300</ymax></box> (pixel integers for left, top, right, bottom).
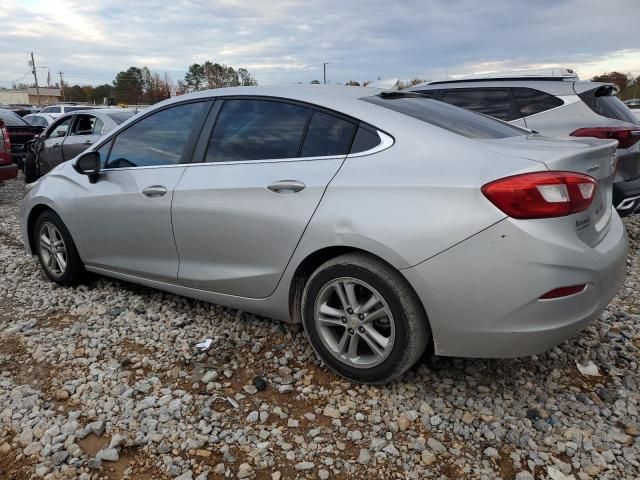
<box><xmin>20</xmin><ymin>86</ymin><xmax>628</xmax><ymax>384</ymax></box>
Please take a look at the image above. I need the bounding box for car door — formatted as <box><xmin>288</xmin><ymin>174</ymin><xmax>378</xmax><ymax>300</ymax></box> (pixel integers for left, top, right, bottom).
<box><xmin>72</xmin><ymin>100</ymin><xmax>211</xmax><ymax>282</ymax></box>
<box><xmin>37</xmin><ymin>115</ymin><xmax>73</xmax><ymax>174</ymax></box>
<box><xmin>62</xmin><ymin>114</ymin><xmax>104</xmax><ymax>160</ymax></box>
<box><xmin>172</xmin><ymin>98</ymin><xmax>357</xmax><ymax>298</ymax></box>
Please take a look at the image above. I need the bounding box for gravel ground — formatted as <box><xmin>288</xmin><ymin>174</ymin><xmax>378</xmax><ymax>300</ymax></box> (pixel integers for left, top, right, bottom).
<box><xmin>0</xmin><ymin>175</ymin><xmax>639</xmax><ymax>480</ymax></box>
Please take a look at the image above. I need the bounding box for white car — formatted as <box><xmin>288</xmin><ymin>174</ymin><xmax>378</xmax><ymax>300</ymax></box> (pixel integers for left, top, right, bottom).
<box><xmin>24</xmin><ymin>113</ymin><xmax>55</xmax><ymax>128</ymax></box>
<box><xmin>38</xmin><ymin>105</ymin><xmax>97</xmax><ymax>119</ymax></box>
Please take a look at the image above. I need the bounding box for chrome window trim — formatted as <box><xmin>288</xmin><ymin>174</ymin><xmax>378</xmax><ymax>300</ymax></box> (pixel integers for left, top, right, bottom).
<box><xmin>99</xmin><ymin>154</ymin><xmax>346</xmax><ymax>172</ymax></box>
<box><xmin>98</xmin><ymin>129</ymin><xmax>394</xmax><ymax>173</ymax></box>
<box><xmin>347</xmin><ymin>130</ymin><xmax>394</xmax><ymax>158</ymax></box>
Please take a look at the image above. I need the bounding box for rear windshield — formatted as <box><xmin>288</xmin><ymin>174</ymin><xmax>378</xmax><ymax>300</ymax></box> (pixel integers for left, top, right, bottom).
<box><xmin>104</xmin><ymin>111</ymin><xmax>135</xmax><ymax>125</ymax></box>
<box><xmin>579</xmin><ymin>86</ymin><xmax>637</xmax><ymax>123</ymax></box>
<box><xmin>0</xmin><ymin>109</ymin><xmax>29</xmax><ymax>127</ymax></box>
<box><xmin>361</xmin><ymin>94</ymin><xmax>526</xmax><ymax>139</ymax></box>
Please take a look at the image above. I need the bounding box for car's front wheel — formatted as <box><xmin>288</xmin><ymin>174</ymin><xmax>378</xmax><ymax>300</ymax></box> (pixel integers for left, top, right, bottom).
<box><xmin>34</xmin><ymin>210</ymin><xmax>85</xmax><ymax>286</ymax></box>
<box><xmin>302</xmin><ymin>252</ymin><xmax>430</xmax><ymax>384</ymax></box>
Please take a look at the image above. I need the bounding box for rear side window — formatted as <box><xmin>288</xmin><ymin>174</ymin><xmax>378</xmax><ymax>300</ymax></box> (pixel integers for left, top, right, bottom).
<box><xmin>440</xmin><ymin>89</ymin><xmax>518</xmax><ymax>121</ymax></box>
<box><xmin>106</xmin><ymin>101</ymin><xmax>206</xmax><ymax>168</ymax></box>
<box><xmin>300</xmin><ymin>111</ymin><xmax>356</xmax><ymax>157</ymax></box>
<box><xmin>206</xmin><ymin>99</ymin><xmax>310</xmax><ymax>162</ymax></box>
<box><xmin>362</xmin><ymin>95</ymin><xmax>525</xmax><ymax>139</ymax></box>
<box><xmin>349</xmin><ymin>126</ymin><xmax>381</xmax><ymax>153</ymax></box>
<box><xmin>579</xmin><ymin>86</ymin><xmax>637</xmax><ymax>123</ymax></box>
<box><xmin>41</xmin><ymin>107</ymin><xmax>61</xmax><ymax>114</ymax></box>
<box><xmin>105</xmin><ymin>112</ymin><xmax>135</xmax><ymax>125</ymax></box>
<box><xmin>511</xmin><ymin>88</ymin><xmax>563</xmax><ymax>117</ymax></box>
<box><xmin>65</xmin><ymin>106</ymin><xmax>93</xmax><ymax>113</ymax></box>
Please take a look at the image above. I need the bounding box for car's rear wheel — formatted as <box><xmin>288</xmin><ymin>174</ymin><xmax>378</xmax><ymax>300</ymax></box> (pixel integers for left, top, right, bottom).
<box><xmin>34</xmin><ymin>210</ymin><xmax>84</xmax><ymax>286</ymax></box>
<box><xmin>302</xmin><ymin>252</ymin><xmax>430</xmax><ymax>384</ymax></box>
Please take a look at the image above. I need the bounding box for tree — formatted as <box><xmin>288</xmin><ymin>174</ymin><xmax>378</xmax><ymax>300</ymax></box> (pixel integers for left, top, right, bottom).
<box><xmin>591</xmin><ymin>72</ymin><xmax>630</xmax><ymax>92</ymax></box>
<box><xmin>113</xmin><ymin>67</ymin><xmax>144</xmax><ymax>104</ymax></box>
<box><xmin>184</xmin><ymin>63</ymin><xmax>206</xmax><ymax>92</ymax></box>
<box><xmin>237</xmin><ymin>68</ymin><xmax>257</xmax><ymax>86</ymax></box>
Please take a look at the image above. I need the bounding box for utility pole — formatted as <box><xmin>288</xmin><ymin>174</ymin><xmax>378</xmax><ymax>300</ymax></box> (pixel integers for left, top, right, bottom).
<box><xmin>323</xmin><ymin>62</ymin><xmax>330</xmax><ymax>85</ymax></box>
<box><xmin>29</xmin><ymin>52</ymin><xmax>41</xmax><ymax>106</ymax></box>
<box><xmin>58</xmin><ymin>71</ymin><xmax>65</xmax><ymax>101</ymax></box>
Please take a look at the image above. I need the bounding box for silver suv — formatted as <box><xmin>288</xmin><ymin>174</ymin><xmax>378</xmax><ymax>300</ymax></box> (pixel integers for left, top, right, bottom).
<box><xmin>408</xmin><ymin>70</ymin><xmax>640</xmax><ymax>216</ymax></box>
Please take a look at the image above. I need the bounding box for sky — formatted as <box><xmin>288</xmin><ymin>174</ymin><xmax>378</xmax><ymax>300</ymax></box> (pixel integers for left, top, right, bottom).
<box><xmin>0</xmin><ymin>0</ymin><xmax>638</xmax><ymax>89</ymax></box>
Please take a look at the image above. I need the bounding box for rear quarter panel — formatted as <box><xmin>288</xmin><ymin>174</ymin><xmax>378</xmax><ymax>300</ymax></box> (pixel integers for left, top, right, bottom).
<box><xmin>292</xmin><ymin>118</ymin><xmax>547</xmax><ymax>269</ymax></box>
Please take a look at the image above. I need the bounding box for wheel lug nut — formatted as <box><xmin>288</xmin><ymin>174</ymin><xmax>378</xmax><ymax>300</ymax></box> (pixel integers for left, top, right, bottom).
<box><xmin>358</xmin><ymin>314</ymin><xmax>364</xmax><ymax>320</ymax></box>
<box><xmin>348</xmin><ymin>328</ymin><xmax>354</xmax><ymax>335</ymax></box>
<box><xmin>347</xmin><ymin>308</ymin><xmax>353</xmax><ymax>314</ymax></box>
<box><xmin>341</xmin><ymin>317</ymin><xmax>347</xmax><ymax>324</ymax></box>
<box><xmin>359</xmin><ymin>326</ymin><xmax>365</xmax><ymax>333</ymax></box>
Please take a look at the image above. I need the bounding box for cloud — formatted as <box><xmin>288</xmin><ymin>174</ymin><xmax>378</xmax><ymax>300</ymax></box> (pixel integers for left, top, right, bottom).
<box><xmin>0</xmin><ymin>0</ymin><xmax>638</xmax><ymax>88</ymax></box>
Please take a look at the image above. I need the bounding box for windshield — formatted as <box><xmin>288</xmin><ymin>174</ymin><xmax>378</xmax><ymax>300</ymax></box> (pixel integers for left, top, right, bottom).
<box><xmin>104</xmin><ymin>111</ymin><xmax>136</xmax><ymax>125</ymax></box>
<box><xmin>361</xmin><ymin>94</ymin><xmax>526</xmax><ymax>139</ymax></box>
<box><xmin>0</xmin><ymin>109</ymin><xmax>29</xmax><ymax>127</ymax></box>
<box><xmin>579</xmin><ymin>86</ymin><xmax>637</xmax><ymax>123</ymax></box>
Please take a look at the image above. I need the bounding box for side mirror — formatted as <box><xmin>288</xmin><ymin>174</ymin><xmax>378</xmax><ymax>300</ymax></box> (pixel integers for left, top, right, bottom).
<box><xmin>56</xmin><ymin>130</ymin><xmax>66</xmax><ymax>137</ymax></box>
<box><xmin>75</xmin><ymin>151</ymin><xmax>101</xmax><ymax>183</ymax></box>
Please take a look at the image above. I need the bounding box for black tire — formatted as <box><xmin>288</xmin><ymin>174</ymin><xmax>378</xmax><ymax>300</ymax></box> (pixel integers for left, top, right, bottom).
<box><xmin>24</xmin><ymin>151</ymin><xmax>39</xmax><ymax>184</ymax></box>
<box><xmin>33</xmin><ymin>210</ymin><xmax>85</xmax><ymax>286</ymax></box>
<box><xmin>301</xmin><ymin>252</ymin><xmax>430</xmax><ymax>384</ymax></box>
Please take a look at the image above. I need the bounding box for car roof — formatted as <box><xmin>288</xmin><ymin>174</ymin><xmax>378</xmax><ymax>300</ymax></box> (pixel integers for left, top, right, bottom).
<box><xmin>136</xmin><ymin>85</ymin><xmax>398</xmax><ymax>127</ymax></box>
<box><xmin>406</xmin><ymin>79</ymin><xmax>616</xmax><ymax>97</ymax></box>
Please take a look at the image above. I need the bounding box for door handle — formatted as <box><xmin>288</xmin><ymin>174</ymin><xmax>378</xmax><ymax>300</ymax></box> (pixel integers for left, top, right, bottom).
<box><xmin>142</xmin><ymin>185</ymin><xmax>168</xmax><ymax>198</ymax></box>
<box><xmin>267</xmin><ymin>180</ymin><xmax>306</xmax><ymax>194</ymax></box>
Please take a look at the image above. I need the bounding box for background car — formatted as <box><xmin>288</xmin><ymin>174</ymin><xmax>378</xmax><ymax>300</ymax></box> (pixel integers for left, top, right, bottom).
<box><xmin>38</xmin><ymin>104</ymin><xmax>100</xmax><ymax>119</ymax></box>
<box><xmin>0</xmin><ymin>108</ymin><xmax>45</xmax><ymax>169</ymax></box>
<box><xmin>25</xmin><ymin>108</ymin><xmax>136</xmax><ymax>182</ymax></box>
<box><xmin>20</xmin><ymin>86</ymin><xmax>627</xmax><ymax>384</ymax></box>
<box><xmin>624</xmin><ymin>99</ymin><xmax>640</xmax><ymax>122</ymax></box>
<box><xmin>0</xmin><ymin>120</ymin><xmax>18</xmax><ymax>182</ymax></box>
<box><xmin>24</xmin><ymin>113</ymin><xmax>55</xmax><ymax>128</ymax></box>
<box><xmin>408</xmin><ymin>70</ymin><xmax>640</xmax><ymax>216</ymax></box>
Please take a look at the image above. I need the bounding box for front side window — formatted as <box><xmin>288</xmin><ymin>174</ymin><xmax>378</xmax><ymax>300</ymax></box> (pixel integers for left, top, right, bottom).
<box><xmin>47</xmin><ymin>117</ymin><xmax>73</xmax><ymax>138</ymax></box>
<box><xmin>106</xmin><ymin>102</ymin><xmax>206</xmax><ymax>169</ymax></box>
<box><xmin>206</xmin><ymin>99</ymin><xmax>310</xmax><ymax>162</ymax></box>
<box><xmin>511</xmin><ymin>88</ymin><xmax>563</xmax><ymax>117</ymax></box>
<box><xmin>300</xmin><ymin>111</ymin><xmax>356</xmax><ymax>157</ymax></box>
<box><xmin>362</xmin><ymin>94</ymin><xmax>525</xmax><ymax>139</ymax></box>
<box><xmin>42</xmin><ymin>106</ymin><xmax>61</xmax><ymax>114</ymax></box>
<box><xmin>441</xmin><ymin>89</ymin><xmax>518</xmax><ymax>121</ymax></box>
<box><xmin>72</xmin><ymin>115</ymin><xmax>103</xmax><ymax>136</ymax></box>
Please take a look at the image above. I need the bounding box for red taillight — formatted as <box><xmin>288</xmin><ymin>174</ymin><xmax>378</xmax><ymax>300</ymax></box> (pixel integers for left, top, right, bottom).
<box><xmin>540</xmin><ymin>284</ymin><xmax>587</xmax><ymax>300</ymax></box>
<box><xmin>570</xmin><ymin>127</ymin><xmax>640</xmax><ymax>149</ymax></box>
<box><xmin>481</xmin><ymin>172</ymin><xmax>597</xmax><ymax>219</ymax></box>
<box><xmin>0</xmin><ymin>120</ymin><xmax>11</xmax><ymax>166</ymax></box>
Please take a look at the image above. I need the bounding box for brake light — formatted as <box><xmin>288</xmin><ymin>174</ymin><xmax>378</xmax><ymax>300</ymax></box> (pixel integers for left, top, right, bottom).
<box><xmin>481</xmin><ymin>172</ymin><xmax>597</xmax><ymax>219</ymax></box>
<box><xmin>570</xmin><ymin>127</ymin><xmax>640</xmax><ymax>149</ymax></box>
<box><xmin>0</xmin><ymin>120</ymin><xmax>11</xmax><ymax>166</ymax></box>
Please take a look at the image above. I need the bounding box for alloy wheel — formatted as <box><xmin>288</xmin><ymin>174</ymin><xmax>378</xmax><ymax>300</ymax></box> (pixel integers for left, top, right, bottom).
<box><xmin>314</xmin><ymin>277</ymin><xmax>395</xmax><ymax>369</ymax></box>
<box><xmin>39</xmin><ymin>222</ymin><xmax>67</xmax><ymax>278</ymax></box>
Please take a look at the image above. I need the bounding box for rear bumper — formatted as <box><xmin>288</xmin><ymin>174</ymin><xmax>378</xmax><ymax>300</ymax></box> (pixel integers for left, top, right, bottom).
<box><xmin>0</xmin><ymin>163</ymin><xmax>18</xmax><ymax>181</ymax></box>
<box><xmin>402</xmin><ymin>214</ymin><xmax>628</xmax><ymax>358</ymax></box>
<box><xmin>613</xmin><ymin>176</ymin><xmax>640</xmax><ymax>216</ymax></box>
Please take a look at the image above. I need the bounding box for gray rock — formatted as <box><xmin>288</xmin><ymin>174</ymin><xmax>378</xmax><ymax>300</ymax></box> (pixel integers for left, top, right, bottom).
<box><xmin>96</xmin><ymin>447</ymin><xmax>120</xmax><ymax>462</ymax></box>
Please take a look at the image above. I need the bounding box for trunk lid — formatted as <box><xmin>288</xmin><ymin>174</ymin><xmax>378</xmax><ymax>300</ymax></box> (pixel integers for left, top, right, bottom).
<box><xmin>476</xmin><ymin>134</ymin><xmax>618</xmax><ymax>246</ymax></box>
